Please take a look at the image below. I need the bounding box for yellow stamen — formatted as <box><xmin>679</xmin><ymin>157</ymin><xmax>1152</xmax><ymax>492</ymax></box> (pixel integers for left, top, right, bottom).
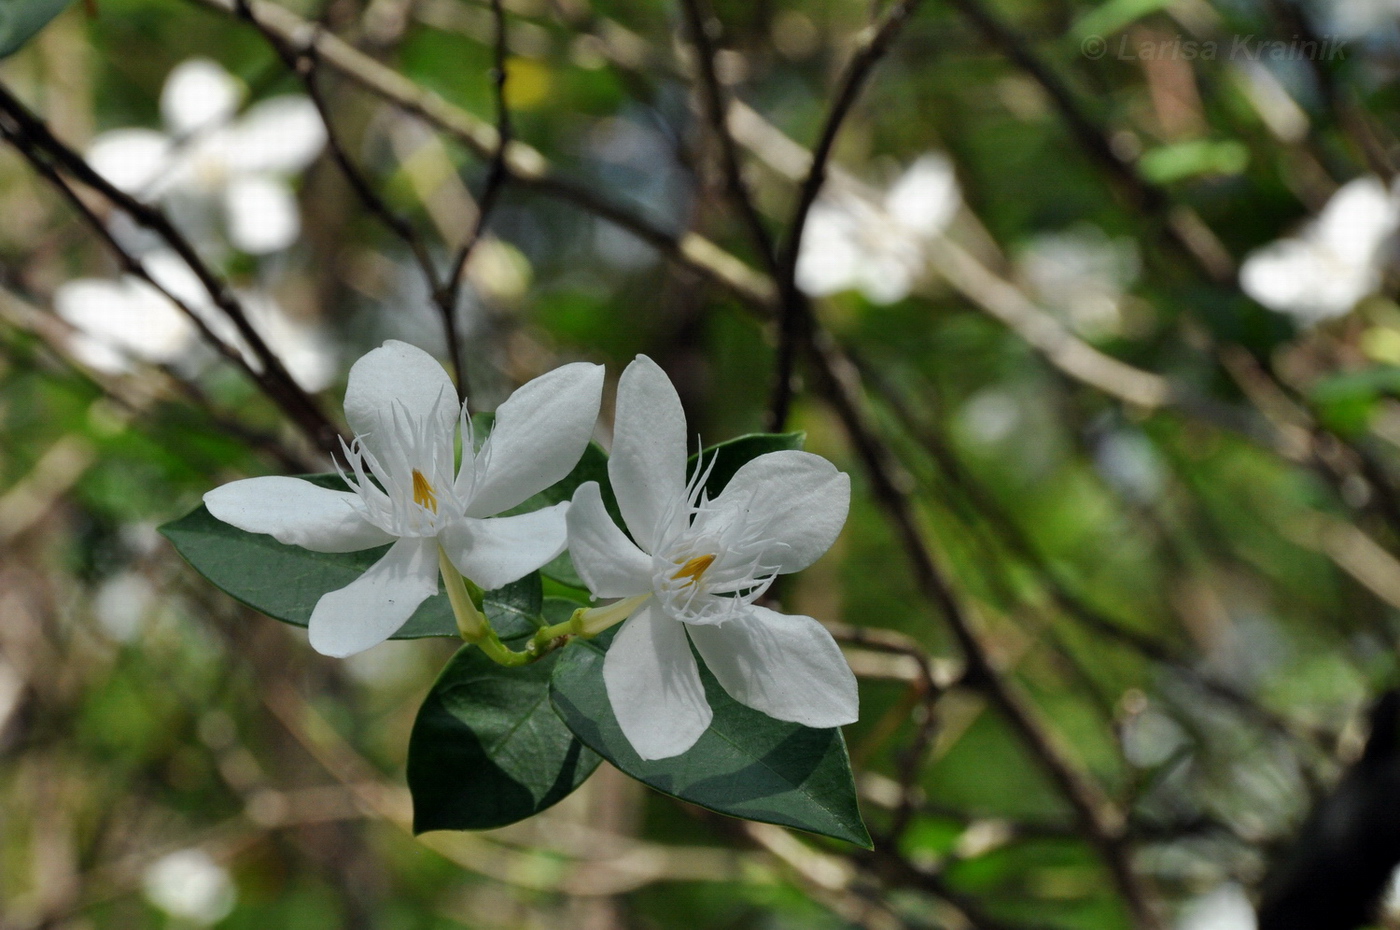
<box><xmin>672</xmin><ymin>554</ymin><xmax>715</xmax><ymax>586</ymax></box>
<box><xmin>412</xmin><ymin>469</ymin><xmax>439</xmax><ymax>513</ymax></box>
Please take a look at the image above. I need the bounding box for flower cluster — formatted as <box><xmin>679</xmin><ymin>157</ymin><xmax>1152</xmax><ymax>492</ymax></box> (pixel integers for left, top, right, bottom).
<box><xmin>204</xmin><ymin>342</ymin><xmax>858</xmax><ymax>759</ymax></box>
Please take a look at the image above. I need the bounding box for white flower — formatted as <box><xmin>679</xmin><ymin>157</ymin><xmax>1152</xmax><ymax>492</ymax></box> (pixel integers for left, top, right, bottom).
<box><xmin>1016</xmin><ymin>225</ymin><xmax>1140</xmax><ymax>339</ymax></box>
<box><xmin>53</xmin><ymin>250</ymin><xmax>337</xmax><ymax>391</ymax></box>
<box><xmin>88</xmin><ymin>58</ymin><xmax>326</xmax><ymax>255</ymax></box>
<box><xmin>142</xmin><ymin>848</ymin><xmax>237</xmax><ymax>925</ymax></box>
<box><xmin>205</xmin><ymin>340</ymin><xmax>604</xmax><ymax>657</ymax></box>
<box><xmin>565</xmin><ymin>355</ymin><xmax>857</xmax><ymax>760</ymax></box>
<box><xmin>796</xmin><ymin>154</ymin><xmax>961</xmax><ymax>304</ymax></box>
<box><xmin>1240</xmin><ymin>176</ymin><xmax>1400</xmax><ymax>326</ymax></box>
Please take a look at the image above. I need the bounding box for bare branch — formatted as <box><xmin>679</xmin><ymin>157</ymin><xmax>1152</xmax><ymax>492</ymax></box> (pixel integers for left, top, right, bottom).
<box><xmin>676</xmin><ymin>0</ymin><xmax>779</xmax><ymax>275</ymax></box>
<box><xmin>769</xmin><ymin>0</ymin><xmax>924</xmax><ymax>430</ymax></box>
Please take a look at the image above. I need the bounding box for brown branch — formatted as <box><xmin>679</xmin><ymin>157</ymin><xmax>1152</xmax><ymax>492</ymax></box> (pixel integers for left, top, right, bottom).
<box><xmin>229</xmin><ymin>0</ymin><xmax>481</xmax><ymax>400</ymax></box>
<box><xmin>769</xmin><ymin>0</ymin><xmax>924</xmax><ymax>430</ymax></box>
<box><xmin>806</xmin><ymin>331</ymin><xmax>1163</xmax><ymax>929</ymax></box>
<box><xmin>944</xmin><ymin>0</ymin><xmax>1234</xmax><ymax>282</ymax></box>
<box><xmin>184</xmin><ymin>0</ymin><xmax>776</xmax><ymax>310</ymax></box>
<box><xmin>437</xmin><ymin>0</ymin><xmax>514</xmax><ymax>402</ymax></box>
<box><xmin>676</xmin><ymin>0</ymin><xmax>779</xmax><ymax>276</ymax></box>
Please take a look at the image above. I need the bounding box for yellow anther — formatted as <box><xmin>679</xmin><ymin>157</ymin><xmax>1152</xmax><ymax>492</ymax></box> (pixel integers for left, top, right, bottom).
<box><xmin>412</xmin><ymin>469</ymin><xmax>439</xmax><ymax>513</ymax></box>
<box><xmin>672</xmin><ymin>554</ymin><xmax>716</xmax><ymax>586</ymax></box>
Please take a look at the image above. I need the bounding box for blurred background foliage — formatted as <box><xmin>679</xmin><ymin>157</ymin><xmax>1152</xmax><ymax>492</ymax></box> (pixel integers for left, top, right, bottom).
<box><xmin>2</xmin><ymin>0</ymin><xmax>1400</xmax><ymax>926</ymax></box>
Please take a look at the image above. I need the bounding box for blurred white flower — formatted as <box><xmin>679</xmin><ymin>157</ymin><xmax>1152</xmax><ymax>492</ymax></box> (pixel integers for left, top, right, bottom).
<box><xmin>142</xmin><ymin>848</ymin><xmax>237</xmax><ymax>925</ymax></box>
<box><xmin>54</xmin><ymin>250</ymin><xmax>337</xmax><ymax>391</ymax></box>
<box><xmin>1017</xmin><ymin>225</ymin><xmax>1140</xmax><ymax>339</ymax></box>
<box><xmin>1094</xmin><ymin>430</ymin><xmax>1165</xmax><ymax>503</ymax></box>
<box><xmin>93</xmin><ymin>571</ymin><xmax>157</xmax><ymax>642</ymax></box>
<box><xmin>959</xmin><ymin>388</ymin><xmax>1021</xmax><ymax>447</ymax></box>
<box><xmin>796</xmin><ymin>154</ymin><xmax>961</xmax><ymax>304</ymax></box>
<box><xmin>88</xmin><ymin>58</ymin><xmax>326</xmax><ymax>255</ymax></box>
<box><xmin>1176</xmin><ymin>883</ymin><xmax>1256</xmax><ymax>930</ymax></box>
<box><xmin>1240</xmin><ymin>176</ymin><xmax>1400</xmax><ymax>326</ymax></box>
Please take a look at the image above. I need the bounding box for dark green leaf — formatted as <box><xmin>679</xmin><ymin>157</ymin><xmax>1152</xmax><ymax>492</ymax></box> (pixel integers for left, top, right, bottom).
<box><xmin>549</xmin><ymin>634</ymin><xmax>870</xmax><ymax>848</ymax></box>
<box><xmin>689</xmin><ymin>432</ymin><xmax>805</xmax><ymax>498</ymax></box>
<box><xmin>158</xmin><ymin>475</ymin><xmax>542</xmax><ymax>640</ymax></box>
<box><xmin>409</xmin><ymin>640</ymin><xmax>600</xmax><ymax>832</ymax></box>
<box><xmin>0</xmin><ymin>0</ymin><xmax>75</xmax><ymax>58</ymax></box>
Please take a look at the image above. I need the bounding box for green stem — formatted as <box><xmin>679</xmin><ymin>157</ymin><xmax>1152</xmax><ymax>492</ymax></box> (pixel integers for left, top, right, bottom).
<box><xmin>439</xmin><ymin>543</ymin><xmax>649</xmax><ymax>666</ymax></box>
<box><xmin>439</xmin><ymin>545</ymin><xmax>488</xmax><ymax>642</ymax></box>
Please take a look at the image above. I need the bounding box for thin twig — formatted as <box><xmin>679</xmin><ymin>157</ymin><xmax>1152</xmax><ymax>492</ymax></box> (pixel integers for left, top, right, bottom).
<box><xmin>184</xmin><ymin>0</ymin><xmax>776</xmax><ymax>310</ymax></box>
<box><xmin>676</xmin><ymin>0</ymin><xmax>778</xmax><ymax>276</ymax></box>
<box><xmin>769</xmin><ymin>0</ymin><xmax>924</xmax><ymax>430</ymax></box>
<box><xmin>806</xmin><ymin>332</ymin><xmax>1163</xmax><ymax>929</ymax></box>
<box><xmin>437</xmin><ymin>0</ymin><xmax>515</xmax><ymax>401</ymax></box>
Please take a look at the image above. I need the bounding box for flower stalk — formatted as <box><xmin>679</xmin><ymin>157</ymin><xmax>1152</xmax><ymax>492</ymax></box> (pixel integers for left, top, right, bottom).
<box><xmin>438</xmin><ymin>546</ymin><xmax>644</xmax><ymax>666</ymax></box>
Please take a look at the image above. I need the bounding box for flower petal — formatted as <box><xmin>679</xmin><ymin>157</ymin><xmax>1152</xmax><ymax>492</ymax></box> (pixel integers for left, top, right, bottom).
<box><xmin>687</xmin><ymin>605</ymin><xmax>858</xmax><ymax>728</ymax></box>
<box><xmin>566</xmin><ymin>481</ymin><xmax>652</xmax><ymax>598</ymax></box>
<box><xmin>439</xmin><ymin>503</ymin><xmax>569</xmax><ymax>591</ymax></box>
<box><xmin>342</xmin><ymin>340</ymin><xmax>458</xmax><ymax>453</ymax></box>
<box><xmin>885</xmin><ymin>153</ymin><xmax>960</xmax><ymax>239</ymax></box>
<box><xmin>603</xmin><ymin>603</ymin><xmax>712</xmax><ymax>760</ymax></box>
<box><xmin>87</xmin><ymin>129</ymin><xmax>172</xmax><ymax>195</ymax></box>
<box><xmin>225</xmin><ymin>96</ymin><xmax>326</xmax><ymax>175</ymax></box>
<box><xmin>224</xmin><ymin>175</ymin><xmax>301</xmax><ymax>255</ymax></box>
<box><xmin>308</xmin><ymin>536</ymin><xmax>439</xmax><ymax>657</ymax></box>
<box><xmin>706</xmin><ymin>450</ymin><xmax>850</xmax><ymax>574</ymax></box>
<box><xmin>609</xmin><ymin>355</ymin><xmax>687</xmax><ymax>552</ymax></box>
<box><xmin>204</xmin><ymin>476</ymin><xmax>394</xmax><ymax>552</ymax></box>
<box><xmin>54</xmin><ymin>277</ymin><xmax>193</xmax><ymax>364</ymax></box>
<box><xmin>466</xmin><ymin>362</ymin><xmax>604</xmax><ymax>517</ymax></box>
<box><xmin>161</xmin><ymin>58</ymin><xmax>242</xmax><ymax>137</ymax></box>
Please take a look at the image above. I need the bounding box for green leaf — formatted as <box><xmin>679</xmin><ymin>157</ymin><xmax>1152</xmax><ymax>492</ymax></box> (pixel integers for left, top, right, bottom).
<box><xmin>158</xmin><ymin>475</ymin><xmax>542</xmax><ymax>640</ymax></box>
<box><xmin>408</xmin><ymin>640</ymin><xmax>600</xmax><ymax>833</ymax></box>
<box><xmin>0</xmin><ymin>0</ymin><xmax>75</xmax><ymax>58</ymax></box>
<box><xmin>549</xmin><ymin>634</ymin><xmax>870</xmax><ymax>848</ymax></box>
<box><xmin>689</xmin><ymin>432</ymin><xmax>805</xmax><ymax>498</ymax></box>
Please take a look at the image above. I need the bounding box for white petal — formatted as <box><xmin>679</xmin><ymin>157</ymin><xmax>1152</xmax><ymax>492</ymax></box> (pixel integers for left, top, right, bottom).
<box><xmin>603</xmin><ymin>603</ymin><xmax>712</xmax><ymax>760</ymax></box>
<box><xmin>687</xmin><ymin>605</ymin><xmax>858</xmax><ymax>728</ymax></box>
<box><xmin>438</xmin><ymin>504</ymin><xmax>569</xmax><ymax>591</ymax></box>
<box><xmin>308</xmin><ymin>536</ymin><xmax>439</xmax><ymax>657</ymax></box>
<box><xmin>857</xmin><ymin>248</ymin><xmax>919</xmax><ymax>305</ymax></box>
<box><xmin>342</xmin><ymin>340</ymin><xmax>458</xmax><ymax>451</ymax></box>
<box><xmin>225</xmin><ymin>96</ymin><xmax>327</xmax><ymax>175</ymax></box>
<box><xmin>885</xmin><ymin>153</ymin><xmax>960</xmax><ymax>238</ymax></box>
<box><xmin>466</xmin><ymin>362</ymin><xmax>604</xmax><ymax>517</ymax></box>
<box><xmin>224</xmin><ymin>175</ymin><xmax>301</xmax><ymax>254</ymax></box>
<box><xmin>609</xmin><ymin>355</ymin><xmax>688</xmax><ymax>552</ymax></box>
<box><xmin>161</xmin><ymin>58</ymin><xmax>242</xmax><ymax>136</ymax></box>
<box><xmin>1316</xmin><ymin>175</ymin><xmax>1399</xmax><ymax>264</ymax></box>
<box><xmin>566</xmin><ymin>481</ymin><xmax>652</xmax><ymax>598</ymax></box>
<box><xmin>706</xmin><ymin>450</ymin><xmax>850</xmax><ymax>574</ymax></box>
<box><xmin>54</xmin><ymin>277</ymin><xmax>193</xmax><ymax>364</ymax></box>
<box><xmin>143</xmin><ymin>250</ymin><xmax>212</xmax><ymax>310</ymax></box>
<box><xmin>87</xmin><ymin>129</ymin><xmax>172</xmax><ymax>195</ymax></box>
<box><xmin>795</xmin><ymin>202</ymin><xmax>861</xmax><ymax>298</ymax></box>
<box><xmin>204</xmin><ymin>476</ymin><xmax>394</xmax><ymax>552</ymax></box>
